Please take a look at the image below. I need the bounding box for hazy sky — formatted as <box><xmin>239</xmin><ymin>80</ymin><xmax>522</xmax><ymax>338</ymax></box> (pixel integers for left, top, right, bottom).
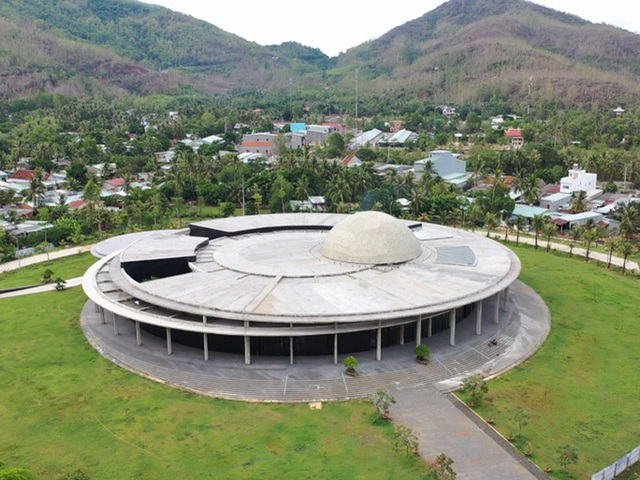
<box><xmin>140</xmin><ymin>0</ymin><xmax>640</xmax><ymax>57</ymax></box>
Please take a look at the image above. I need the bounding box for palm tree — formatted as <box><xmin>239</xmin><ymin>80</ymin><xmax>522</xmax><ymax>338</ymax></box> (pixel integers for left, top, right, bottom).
<box><xmin>582</xmin><ymin>226</ymin><xmax>601</xmax><ymax>262</ymax></box>
<box><xmin>603</xmin><ymin>237</ymin><xmax>619</xmax><ymax>269</ymax></box>
<box><xmin>514</xmin><ymin>216</ymin><xmax>527</xmax><ymax>246</ymax></box>
<box><xmin>26</xmin><ymin>169</ymin><xmax>46</xmax><ymax>210</ymax></box>
<box><xmin>531</xmin><ymin>214</ymin><xmax>547</xmax><ymax>249</ymax></box>
<box><xmin>617</xmin><ymin>242</ymin><xmax>636</xmax><ymax>275</ymax></box>
<box><xmin>542</xmin><ymin>223</ymin><xmax>557</xmax><ymax>253</ymax></box>
<box><xmin>569</xmin><ymin>190</ymin><xmax>588</xmax><ymax>213</ymax></box>
<box><xmin>617</xmin><ymin>202</ymin><xmax>639</xmax><ymax>240</ymax></box>
<box><xmin>484</xmin><ymin>212</ymin><xmax>499</xmax><ymax>238</ymax></box>
<box><xmin>568</xmin><ymin>225</ymin><xmax>583</xmax><ymax>257</ymax></box>
<box><xmin>295</xmin><ymin>175</ymin><xmax>311</xmax><ymax>202</ymax></box>
<box><xmin>504</xmin><ymin>217</ymin><xmax>515</xmax><ymax>242</ymax></box>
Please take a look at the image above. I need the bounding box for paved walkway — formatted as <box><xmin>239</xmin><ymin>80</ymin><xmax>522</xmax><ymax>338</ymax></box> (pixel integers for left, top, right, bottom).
<box><xmin>0</xmin><ymin>245</ymin><xmax>93</xmax><ymax>273</ymax></box>
<box><xmin>477</xmin><ymin>230</ymin><xmax>639</xmax><ymax>273</ymax></box>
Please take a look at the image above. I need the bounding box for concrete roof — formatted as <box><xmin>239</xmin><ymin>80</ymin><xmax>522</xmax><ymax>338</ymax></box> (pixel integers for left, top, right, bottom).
<box><xmin>85</xmin><ymin>214</ymin><xmax>521</xmax><ymax>328</ymax></box>
<box><xmin>321</xmin><ymin>211</ymin><xmax>422</xmax><ymax>264</ymax></box>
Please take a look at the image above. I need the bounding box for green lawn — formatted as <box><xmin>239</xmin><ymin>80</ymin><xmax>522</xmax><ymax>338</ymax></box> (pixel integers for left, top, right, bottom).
<box><xmin>459</xmin><ymin>244</ymin><xmax>640</xmax><ymax>479</ymax></box>
<box><xmin>0</xmin><ymin>252</ymin><xmax>97</xmax><ymax>290</ymax></box>
<box><xmin>0</xmin><ymin>289</ymin><xmax>428</xmax><ymax>480</ymax></box>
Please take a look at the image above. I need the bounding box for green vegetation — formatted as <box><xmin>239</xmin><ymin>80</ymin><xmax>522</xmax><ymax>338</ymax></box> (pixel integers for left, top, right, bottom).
<box><xmin>0</xmin><ymin>252</ymin><xmax>95</xmax><ymax>290</ymax></box>
<box><xmin>0</xmin><ymin>289</ymin><xmax>428</xmax><ymax>479</ymax></box>
<box><xmin>459</xmin><ymin>244</ymin><xmax>640</xmax><ymax>478</ymax></box>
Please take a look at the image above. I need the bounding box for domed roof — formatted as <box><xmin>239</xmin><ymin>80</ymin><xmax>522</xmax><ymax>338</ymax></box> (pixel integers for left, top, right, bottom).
<box><xmin>321</xmin><ymin>211</ymin><xmax>422</xmax><ymax>265</ymax></box>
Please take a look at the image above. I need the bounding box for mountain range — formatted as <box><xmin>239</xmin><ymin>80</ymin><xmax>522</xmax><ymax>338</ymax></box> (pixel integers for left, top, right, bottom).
<box><xmin>1</xmin><ymin>0</ymin><xmax>639</xmax><ymax>107</ymax></box>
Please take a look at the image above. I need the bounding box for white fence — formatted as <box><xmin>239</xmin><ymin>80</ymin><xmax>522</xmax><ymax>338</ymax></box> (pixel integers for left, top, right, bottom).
<box><xmin>592</xmin><ymin>445</ymin><xmax>640</xmax><ymax>480</ymax></box>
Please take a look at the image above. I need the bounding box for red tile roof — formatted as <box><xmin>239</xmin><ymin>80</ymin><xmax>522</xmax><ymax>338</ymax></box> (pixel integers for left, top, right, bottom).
<box><xmin>10</xmin><ymin>170</ymin><xmax>37</xmax><ymax>180</ymax></box>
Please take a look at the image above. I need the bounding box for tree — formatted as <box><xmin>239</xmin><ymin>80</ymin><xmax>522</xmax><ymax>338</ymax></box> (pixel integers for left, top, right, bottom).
<box><xmin>604</xmin><ymin>237</ymin><xmax>619</xmax><ymax>269</ymax></box>
<box><xmin>511</xmin><ymin>406</ymin><xmax>530</xmax><ymax>438</ymax></box>
<box><xmin>531</xmin><ymin>214</ymin><xmax>547</xmax><ymax>250</ymax></box>
<box><xmin>414</xmin><ymin>344</ymin><xmax>431</xmax><ymax>362</ymax></box>
<box><xmin>461</xmin><ymin>374</ymin><xmax>488</xmax><ymax>406</ymax></box>
<box><xmin>582</xmin><ymin>226</ymin><xmax>600</xmax><ymax>262</ymax></box>
<box><xmin>617</xmin><ymin>242</ymin><xmax>635</xmax><ymax>275</ymax></box>
<box><xmin>219</xmin><ymin>202</ymin><xmax>236</xmax><ymax>217</ymax></box>
<box><xmin>394</xmin><ymin>425</ymin><xmax>419</xmax><ymax>458</ymax></box>
<box><xmin>343</xmin><ymin>356</ymin><xmax>358</xmax><ymax>376</ymax></box>
<box><xmin>555</xmin><ymin>444</ymin><xmax>579</xmax><ymax>471</ymax></box>
<box><xmin>514</xmin><ymin>215</ymin><xmax>527</xmax><ymax>246</ymax></box>
<box><xmin>370</xmin><ymin>390</ymin><xmax>396</xmax><ymax>420</ymax></box>
<box><xmin>569</xmin><ymin>190</ymin><xmax>588</xmax><ymax>213</ymax></box>
<box><xmin>431</xmin><ymin>453</ymin><xmax>457</xmax><ymax>480</ymax></box>
<box><xmin>484</xmin><ymin>212</ymin><xmax>499</xmax><ymax>238</ymax></box>
<box><xmin>568</xmin><ymin>225</ymin><xmax>583</xmax><ymax>257</ymax></box>
<box><xmin>542</xmin><ymin>222</ymin><xmax>557</xmax><ymax>253</ymax></box>
<box><xmin>25</xmin><ymin>169</ymin><xmax>46</xmax><ymax>210</ymax></box>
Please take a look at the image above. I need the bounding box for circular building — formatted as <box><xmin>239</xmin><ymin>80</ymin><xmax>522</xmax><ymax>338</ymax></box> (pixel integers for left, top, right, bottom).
<box><xmin>82</xmin><ymin>212</ymin><xmax>521</xmax><ymax>365</ymax></box>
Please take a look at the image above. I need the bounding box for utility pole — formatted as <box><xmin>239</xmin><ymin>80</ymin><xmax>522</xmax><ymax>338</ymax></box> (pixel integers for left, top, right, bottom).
<box><xmin>527</xmin><ymin>76</ymin><xmax>532</xmax><ymax>116</ymax></box>
<box><xmin>433</xmin><ymin>67</ymin><xmax>439</xmax><ymax>132</ymax></box>
<box><xmin>355</xmin><ymin>67</ymin><xmax>359</xmax><ymax>148</ymax></box>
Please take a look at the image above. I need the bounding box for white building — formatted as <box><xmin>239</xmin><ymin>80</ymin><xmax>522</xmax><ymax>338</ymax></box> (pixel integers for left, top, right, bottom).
<box><xmin>414</xmin><ymin>150</ymin><xmax>471</xmax><ymax>187</ymax></box>
<box><xmin>560</xmin><ymin>164</ymin><xmax>597</xmax><ymax>194</ymax></box>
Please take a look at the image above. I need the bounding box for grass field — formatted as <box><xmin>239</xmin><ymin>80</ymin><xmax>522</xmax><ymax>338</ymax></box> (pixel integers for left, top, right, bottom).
<box><xmin>1</xmin><ymin>245</ymin><xmax>639</xmax><ymax>479</ymax></box>
<box><xmin>0</xmin><ymin>289</ymin><xmax>428</xmax><ymax>479</ymax></box>
<box><xmin>0</xmin><ymin>252</ymin><xmax>97</xmax><ymax>290</ymax></box>
<box><xmin>459</xmin><ymin>244</ymin><xmax>640</xmax><ymax>479</ymax></box>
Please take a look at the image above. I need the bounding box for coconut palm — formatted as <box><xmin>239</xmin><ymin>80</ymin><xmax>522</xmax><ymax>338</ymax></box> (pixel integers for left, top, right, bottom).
<box><xmin>569</xmin><ymin>190</ymin><xmax>588</xmax><ymax>213</ymax></box>
<box><xmin>617</xmin><ymin>242</ymin><xmax>636</xmax><ymax>275</ymax></box>
<box><xmin>25</xmin><ymin>169</ymin><xmax>46</xmax><ymax>209</ymax></box>
<box><xmin>484</xmin><ymin>212</ymin><xmax>499</xmax><ymax>238</ymax></box>
<box><xmin>568</xmin><ymin>225</ymin><xmax>584</xmax><ymax>257</ymax></box>
<box><xmin>617</xmin><ymin>202</ymin><xmax>639</xmax><ymax>240</ymax></box>
<box><xmin>603</xmin><ymin>237</ymin><xmax>619</xmax><ymax>269</ymax></box>
<box><xmin>582</xmin><ymin>226</ymin><xmax>601</xmax><ymax>262</ymax></box>
<box><xmin>542</xmin><ymin>222</ymin><xmax>557</xmax><ymax>253</ymax></box>
<box><xmin>514</xmin><ymin>215</ymin><xmax>527</xmax><ymax>246</ymax></box>
<box><xmin>531</xmin><ymin>214</ymin><xmax>547</xmax><ymax>249</ymax></box>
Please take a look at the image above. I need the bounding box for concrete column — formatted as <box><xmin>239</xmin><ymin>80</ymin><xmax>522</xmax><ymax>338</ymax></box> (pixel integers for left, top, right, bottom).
<box><xmin>494</xmin><ymin>291</ymin><xmax>501</xmax><ymax>324</ymax></box>
<box><xmin>333</xmin><ymin>333</ymin><xmax>338</xmax><ymax>365</ymax></box>
<box><xmin>399</xmin><ymin>324</ymin><xmax>405</xmax><ymax>345</ymax></box>
<box><xmin>203</xmin><ymin>333</ymin><xmax>209</xmax><ymax>361</ymax></box>
<box><xmin>202</xmin><ymin>315</ymin><xmax>207</xmax><ymax>324</ymax></box>
<box><xmin>376</xmin><ymin>322</ymin><xmax>382</xmax><ymax>361</ymax></box>
<box><xmin>113</xmin><ymin>314</ymin><xmax>119</xmax><ymax>336</ymax></box>
<box><xmin>166</xmin><ymin>328</ymin><xmax>172</xmax><ymax>355</ymax></box>
<box><xmin>99</xmin><ymin>306</ymin><xmax>105</xmax><ymax>324</ymax></box>
<box><xmin>427</xmin><ymin>317</ymin><xmax>433</xmax><ymax>337</ymax></box>
<box><xmin>289</xmin><ymin>336</ymin><xmax>294</xmax><ymax>365</ymax></box>
<box><xmin>502</xmin><ymin>287</ymin><xmax>509</xmax><ymax>311</ymax></box>
<box><xmin>135</xmin><ymin>321</ymin><xmax>141</xmax><ymax>346</ymax></box>
<box><xmin>449</xmin><ymin>309</ymin><xmax>456</xmax><ymax>346</ymax></box>
<box><xmin>475</xmin><ymin>300</ymin><xmax>483</xmax><ymax>335</ymax></box>
<box><xmin>244</xmin><ymin>336</ymin><xmax>251</xmax><ymax>365</ymax></box>
<box><xmin>416</xmin><ymin>318</ymin><xmax>422</xmax><ymax>347</ymax></box>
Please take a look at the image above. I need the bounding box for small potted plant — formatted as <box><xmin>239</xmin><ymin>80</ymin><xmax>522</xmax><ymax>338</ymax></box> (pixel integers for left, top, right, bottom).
<box><xmin>344</xmin><ymin>356</ymin><xmax>359</xmax><ymax>376</ymax></box>
<box><xmin>524</xmin><ymin>441</ymin><xmax>532</xmax><ymax>457</ymax></box>
<box><xmin>414</xmin><ymin>344</ymin><xmax>431</xmax><ymax>364</ymax></box>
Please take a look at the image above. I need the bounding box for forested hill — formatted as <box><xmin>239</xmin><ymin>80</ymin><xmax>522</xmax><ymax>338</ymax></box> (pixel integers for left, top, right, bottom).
<box><xmin>2</xmin><ymin>0</ymin><xmax>640</xmax><ymax>108</ymax></box>
<box><xmin>334</xmin><ymin>0</ymin><xmax>640</xmax><ymax>107</ymax></box>
<box><xmin>0</xmin><ymin>0</ymin><xmax>324</xmax><ymax>98</ymax></box>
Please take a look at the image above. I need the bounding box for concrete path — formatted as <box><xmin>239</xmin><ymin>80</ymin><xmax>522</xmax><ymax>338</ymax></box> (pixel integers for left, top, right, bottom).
<box><xmin>390</xmin><ymin>386</ymin><xmax>546</xmax><ymax>479</ymax></box>
<box><xmin>0</xmin><ymin>245</ymin><xmax>93</xmax><ymax>273</ymax></box>
<box><xmin>476</xmin><ymin>230</ymin><xmax>639</xmax><ymax>273</ymax></box>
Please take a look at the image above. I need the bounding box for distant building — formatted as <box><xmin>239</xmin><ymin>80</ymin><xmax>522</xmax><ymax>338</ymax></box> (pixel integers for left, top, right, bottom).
<box><xmin>505</xmin><ymin>128</ymin><xmax>524</xmax><ymax>148</ymax></box>
<box><xmin>389</xmin><ymin>120</ymin><xmax>405</xmax><ymax>133</ymax></box>
<box><xmin>414</xmin><ymin>150</ymin><xmax>470</xmax><ymax>186</ymax></box>
<box><xmin>560</xmin><ymin>164</ymin><xmax>597</xmax><ymax>194</ymax></box>
<box><xmin>539</xmin><ymin>193</ymin><xmax>572</xmax><ymax>211</ymax></box>
<box><xmin>239</xmin><ymin>132</ymin><xmax>278</xmax><ymax>156</ymax></box>
<box><xmin>341</xmin><ymin>155</ymin><xmax>362</xmax><ymax>168</ymax></box>
<box><xmin>350</xmin><ymin>129</ymin><xmax>384</xmax><ymax>149</ymax></box>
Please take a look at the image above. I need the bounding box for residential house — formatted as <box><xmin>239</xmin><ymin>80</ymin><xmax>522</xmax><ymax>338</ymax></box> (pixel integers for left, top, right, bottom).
<box><xmin>539</xmin><ymin>193</ymin><xmax>572</xmax><ymax>211</ymax></box>
<box><xmin>505</xmin><ymin>128</ymin><xmax>524</xmax><ymax>148</ymax></box>
<box><xmin>350</xmin><ymin>129</ymin><xmax>384</xmax><ymax>149</ymax></box>
<box><xmin>414</xmin><ymin>150</ymin><xmax>471</xmax><ymax>187</ymax></box>
<box><xmin>341</xmin><ymin>155</ymin><xmax>362</xmax><ymax>168</ymax></box>
<box><xmin>560</xmin><ymin>164</ymin><xmax>597</xmax><ymax>194</ymax></box>
<box><xmin>239</xmin><ymin>132</ymin><xmax>279</xmax><ymax>157</ymax></box>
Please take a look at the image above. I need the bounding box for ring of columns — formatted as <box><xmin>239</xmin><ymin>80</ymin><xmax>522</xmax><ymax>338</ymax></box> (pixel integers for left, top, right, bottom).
<box><xmin>82</xmin><ymin>212</ymin><xmax>521</xmax><ymax>365</ymax></box>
